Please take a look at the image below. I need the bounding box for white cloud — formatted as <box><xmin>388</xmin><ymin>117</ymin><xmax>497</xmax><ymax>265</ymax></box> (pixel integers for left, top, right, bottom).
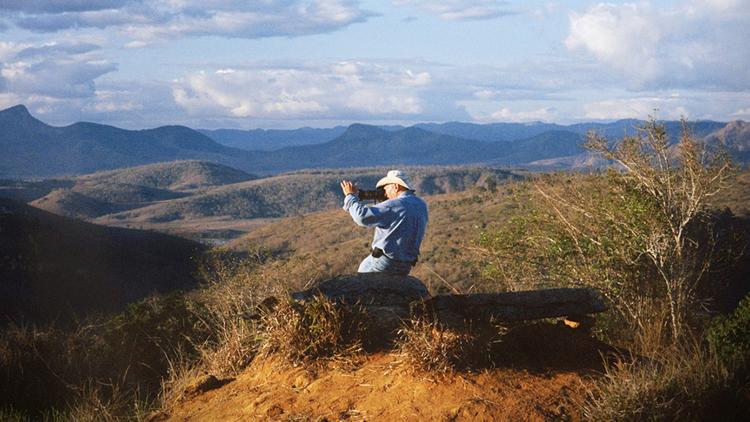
<box><xmin>0</xmin><ymin>1</ymin><xmax>128</xmax><ymax>14</ymax></box>
<box><xmin>482</xmin><ymin>106</ymin><xmax>558</xmax><ymax>123</ymax></box>
<box><xmin>731</xmin><ymin>108</ymin><xmax>750</xmax><ymax>120</ymax></box>
<box><xmin>0</xmin><ymin>40</ymin><xmax>116</xmax><ymax>99</ymax></box>
<box><xmin>3</xmin><ymin>1</ymin><xmax>374</xmax><ymax>41</ymax></box>
<box><xmin>565</xmin><ymin>1</ymin><xmax>750</xmax><ymax>90</ymax></box>
<box><xmin>392</xmin><ymin>0</ymin><xmax>515</xmax><ymax>21</ymax></box>
<box><xmin>82</xmin><ymin>90</ymin><xmax>142</xmax><ymax>113</ymax></box>
<box><xmin>0</xmin><ymin>93</ymin><xmax>22</xmax><ymax>110</ymax></box>
<box><xmin>402</xmin><ymin>70</ymin><xmax>431</xmax><ymax>86</ymax></box>
<box><xmin>172</xmin><ymin>62</ymin><xmax>428</xmax><ymax>119</ymax></box>
<box><xmin>0</xmin><ymin>41</ymin><xmax>28</xmax><ymax>61</ymax></box>
<box><xmin>582</xmin><ymin>97</ymin><xmax>691</xmax><ymax>121</ymax></box>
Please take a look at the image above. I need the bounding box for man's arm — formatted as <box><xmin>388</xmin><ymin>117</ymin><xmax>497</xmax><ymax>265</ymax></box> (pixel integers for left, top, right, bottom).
<box><xmin>341</xmin><ymin>180</ymin><xmax>392</xmax><ymax>228</ymax></box>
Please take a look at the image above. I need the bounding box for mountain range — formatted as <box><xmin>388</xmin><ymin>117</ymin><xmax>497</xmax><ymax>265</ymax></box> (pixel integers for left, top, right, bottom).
<box><xmin>1</xmin><ymin>104</ymin><xmax>748</xmax><ymax>179</ymax></box>
<box><xmin>0</xmin><ymin>105</ymin><xmax>254</xmax><ymax>178</ymax></box>
<box><xmin>198</xmin><ymin>126</ymin><xmax>349</xmax><ymax>150</ymax></box>
<box><xmin>200</xmin><ymin>119</ymin><xmax>729</xmax><ymax>150</ymax></box>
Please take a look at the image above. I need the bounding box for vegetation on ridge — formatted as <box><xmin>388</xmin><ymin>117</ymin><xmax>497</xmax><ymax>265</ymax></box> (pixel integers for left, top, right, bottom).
<box><xmin>1</xmin><ymin>118</ymin><xmax>749</xmax><ymax>420</ymax></box>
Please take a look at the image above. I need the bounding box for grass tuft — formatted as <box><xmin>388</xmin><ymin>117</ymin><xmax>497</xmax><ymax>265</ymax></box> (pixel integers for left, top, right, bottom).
<box><xmin>396</xmin><ymin>317</ymin><xmax>499</xmax><ymax>373</ymax></box>
<box><xmin>259</xmin><ymin>295</ymin><xmax>368</xmax><ymax>365</ymax></box>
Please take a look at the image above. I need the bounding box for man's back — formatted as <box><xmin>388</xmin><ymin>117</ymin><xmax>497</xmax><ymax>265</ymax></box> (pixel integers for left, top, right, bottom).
<box><xmin>370</xmin><ymin>191</ymin><xmax>427</xmax><ymax>263</ymax></box>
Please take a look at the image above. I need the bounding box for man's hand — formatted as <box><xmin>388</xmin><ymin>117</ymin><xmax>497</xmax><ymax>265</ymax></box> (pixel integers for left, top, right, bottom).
<box><xmin>340</xmin><ymin>180</ymin><xmax>358</xmax><ymax>196</ymax></box>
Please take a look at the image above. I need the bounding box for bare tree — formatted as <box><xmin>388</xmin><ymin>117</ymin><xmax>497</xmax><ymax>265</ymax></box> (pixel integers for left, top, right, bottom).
<box><xmin>583</xmin><ymin>118</ymin><xmax>735</xmax><ymax>342</ymax></box>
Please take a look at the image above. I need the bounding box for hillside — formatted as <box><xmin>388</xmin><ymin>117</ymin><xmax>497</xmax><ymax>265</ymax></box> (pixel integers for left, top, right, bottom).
<box><xmin>93</xmin><ymin>167</ymin><xmax>517</xmax><ymax>240</ymax></box>
<box><xmin>160</xmin><ymin>326</ymin><xmax>614</xmax><ymax>421</ymax></box>
<box><xmin>73</xmin><ymin>160</ymin><xmax>257</xmax><ymax>191</ymax></box>
<box><xmin>226</xmin><ymin>168</ymin><xmax>750</xmax><ymax>295</ymax></box>
<box><xmin>22</xmin><ymin>161</ymin><xmax>255</xmax><ymax>220</ymax></box>
<box><xmin>705</xmin><ymin>120</ymin><xmax>750</xmax><ymax>162</ymax></box>
<box><xmin>227</xmin><ymin>185</ymin><xmax>519</xmax><ymax>292</ymax></box>
<box><xmin>3</xmin><ymin>168</ymin><xmax>748</xmax><ymax>421</ymax></box>
<box><xmin>0</xmin><ymin>198</ymin><xmax>206</xmax><ymax>323</ymax></box>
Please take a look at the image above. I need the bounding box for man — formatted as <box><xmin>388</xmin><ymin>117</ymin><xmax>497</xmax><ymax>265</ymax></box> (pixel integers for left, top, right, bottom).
<box><xmin>340</xmin><ymin>170</ymin><xmax>428</xmax><ymax>275</ymax></box>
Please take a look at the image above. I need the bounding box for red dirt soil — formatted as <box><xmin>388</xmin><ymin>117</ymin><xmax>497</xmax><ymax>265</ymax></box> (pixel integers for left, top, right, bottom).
<box><xmin>160</xmin><ymin>323</ymin><xmax>617</xmax><ymax>421</ymax></box>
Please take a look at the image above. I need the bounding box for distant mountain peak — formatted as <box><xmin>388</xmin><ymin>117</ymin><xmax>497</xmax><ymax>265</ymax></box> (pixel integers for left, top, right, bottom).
<box><xmin>2</xmin><ymin>104</ymin><xmax>30</xmax><ymax>114</ymax></box>
<box><xmin>337</xmin><ymin>123</ymin><xmax>389</xmax><ymax>140</ymax></box>
<box><xmin>0</xmin><ymin>104</ymin><xmax>49</xmax><ymax>130</ymax></box>
<box><xmin>1</xmin><ymin>104</ymin><xmax>35</xmax><ymax>120</ymax></box>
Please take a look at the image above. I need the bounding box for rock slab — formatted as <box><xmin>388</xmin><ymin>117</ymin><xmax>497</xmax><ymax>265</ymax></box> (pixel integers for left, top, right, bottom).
<box><xmin>420</xmin><ymin>287</ymin><xmax>607</xmax><ymax>329</ymax></box>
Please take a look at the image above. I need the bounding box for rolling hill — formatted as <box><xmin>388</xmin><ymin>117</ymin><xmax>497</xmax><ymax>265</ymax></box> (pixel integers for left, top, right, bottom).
<box><xmin>3</xmin><ymin>160</ymin><xmax>516</xmax><ymax>242</ymax></box>
<box><xmin>0</xmin><ymin>198</ymin><xmax>207</xmax><ymax>323</ymax></box>
<box><xmin>93</xmin><ymin>166</ymin><xmax>517</xmax><ymax>226</ymax></box>
<box><xmin>73</xmin><ymin>160</ymin><xmax>258</xmax><ymax>192</ymax></box>
<box><xmin>24</xmin><ymin>161</ymin><xmax>257</xmax><ymax>220</ymax></box>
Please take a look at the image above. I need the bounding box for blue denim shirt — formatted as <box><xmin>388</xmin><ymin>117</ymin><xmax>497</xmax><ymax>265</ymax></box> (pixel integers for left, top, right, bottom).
<box><xmin>343</xmin><ymin>191</ymin><xmax>428</xmax><ymax>262</ymax></box>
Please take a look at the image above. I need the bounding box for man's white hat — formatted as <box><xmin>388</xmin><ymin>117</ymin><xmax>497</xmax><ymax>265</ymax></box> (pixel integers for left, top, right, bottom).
<box><xmin>376</xmin><ymin>169</ymin><xmax>413</xmax><ymax>190</ymax></box>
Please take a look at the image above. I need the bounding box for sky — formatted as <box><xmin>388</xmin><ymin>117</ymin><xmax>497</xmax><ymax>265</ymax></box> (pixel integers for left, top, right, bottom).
<box><xmin>0</xmin><ymin>0</ymin><xmax>748</xmax><ymax>129</ymax></box>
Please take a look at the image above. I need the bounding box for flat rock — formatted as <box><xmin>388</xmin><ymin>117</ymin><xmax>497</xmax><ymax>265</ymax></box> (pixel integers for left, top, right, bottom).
<box><xmin>291</xmin><ymin>273</ymin><xmax>430</xmax><ymax>345</ymax></box>
<box><xmin>291</xmin><ymin>273</ymin><xmax>430</xmax><ymax>306</ymax></box>
<box><xmin>419</xmin><ymin>287</ymin><xmax>607</xmax><ymax>329</ymax></box>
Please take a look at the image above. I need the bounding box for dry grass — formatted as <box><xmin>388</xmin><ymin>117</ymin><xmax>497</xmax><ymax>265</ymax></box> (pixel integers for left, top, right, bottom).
<box><xmin>192</xmin><ymin>250</ymin><xmax>338</xmax><ymax>373</ymax></box>
<box><xmin>259</xmin><ymin>295</ymin><xmax>369</xmax><ymax>365</ymax></box>
<box><xmin>583</xmin><ymin>343</ymin><xmax>750</xmax><ymax>421</ymax></box>
<box><xmin>156</xmin><ymin>351</ymin><xmax>209</xmax><ymax>417</ymax></box>
<box><xmin>395</xmin><ymin>317</ymin><xmax>500</xmax><ymax>374</ymax></box>
<box><xmin>62</xmin><ymin>381</ymin><xmax>153</xmax><ymax>422</ymax></box>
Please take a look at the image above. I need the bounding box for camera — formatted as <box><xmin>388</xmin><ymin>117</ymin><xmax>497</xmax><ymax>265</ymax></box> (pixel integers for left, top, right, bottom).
<box><xmin>358</xmin><ymin>187</ymin><xmax>387</xmax><ymax>202</ymax></box>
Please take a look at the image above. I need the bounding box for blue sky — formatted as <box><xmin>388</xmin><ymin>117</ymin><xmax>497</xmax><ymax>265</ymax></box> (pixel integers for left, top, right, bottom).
<box><xmin>0</xmin><ymin>0</ymin><xmax>748</xmax><ymax>129</ymax></box>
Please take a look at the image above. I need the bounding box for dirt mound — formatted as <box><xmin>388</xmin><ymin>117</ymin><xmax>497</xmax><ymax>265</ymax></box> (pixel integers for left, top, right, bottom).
<box><xmin>159</xmin><ymin>323</ymin><xmax>615</xmax><ymax>421</ymax></box>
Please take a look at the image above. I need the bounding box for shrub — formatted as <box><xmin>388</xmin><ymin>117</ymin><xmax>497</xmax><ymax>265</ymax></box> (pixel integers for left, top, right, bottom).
<box><xmin>707</xmin><ymin>294</ymin><xmax>750</xmax><ymax>364</ymax></box>
<box><xmin>0</xmin><ymin>290</ymin><xmax>214</xmax><ymax>419</ymax></box>
<box><xmin>478</xmin><ymin>119</ymin><xmax>738</xmax><ymax>347</ymax></box>
<box><xmin>584</xmin><ymin>344</ymin><xmax>750</xmax><ymax>421</ymax></box>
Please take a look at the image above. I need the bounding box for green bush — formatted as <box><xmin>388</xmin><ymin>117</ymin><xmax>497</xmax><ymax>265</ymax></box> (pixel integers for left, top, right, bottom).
<box><xmin>707</xmin><ymin>294</ymin><xmax>750</xmax><ymax>363</ymax></box>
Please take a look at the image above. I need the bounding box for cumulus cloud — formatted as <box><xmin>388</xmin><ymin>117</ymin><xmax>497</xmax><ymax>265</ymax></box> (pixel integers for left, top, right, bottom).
<box><xmin>2</xmin><ymin>0</ymin><xmax>374</xmax><ymax>41</ymax></box>
<box><xmin>565</xmin><ymin>1</ymin><xmax>750</xmax><ymax>90</ymax></box>
<box><xmin>0</xmin><ymin>40</ymin><xmax>116</xmax><ymax>99</ymax></box>
<box><xmin>172</xmin><ymin>62</ymin><xmax>430</xmax><ymax>120</ymax></box>
<box><xmin>392</xmin><ymin>0</ymin><xmax>515</xmax><ymax>21</ymax></box>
